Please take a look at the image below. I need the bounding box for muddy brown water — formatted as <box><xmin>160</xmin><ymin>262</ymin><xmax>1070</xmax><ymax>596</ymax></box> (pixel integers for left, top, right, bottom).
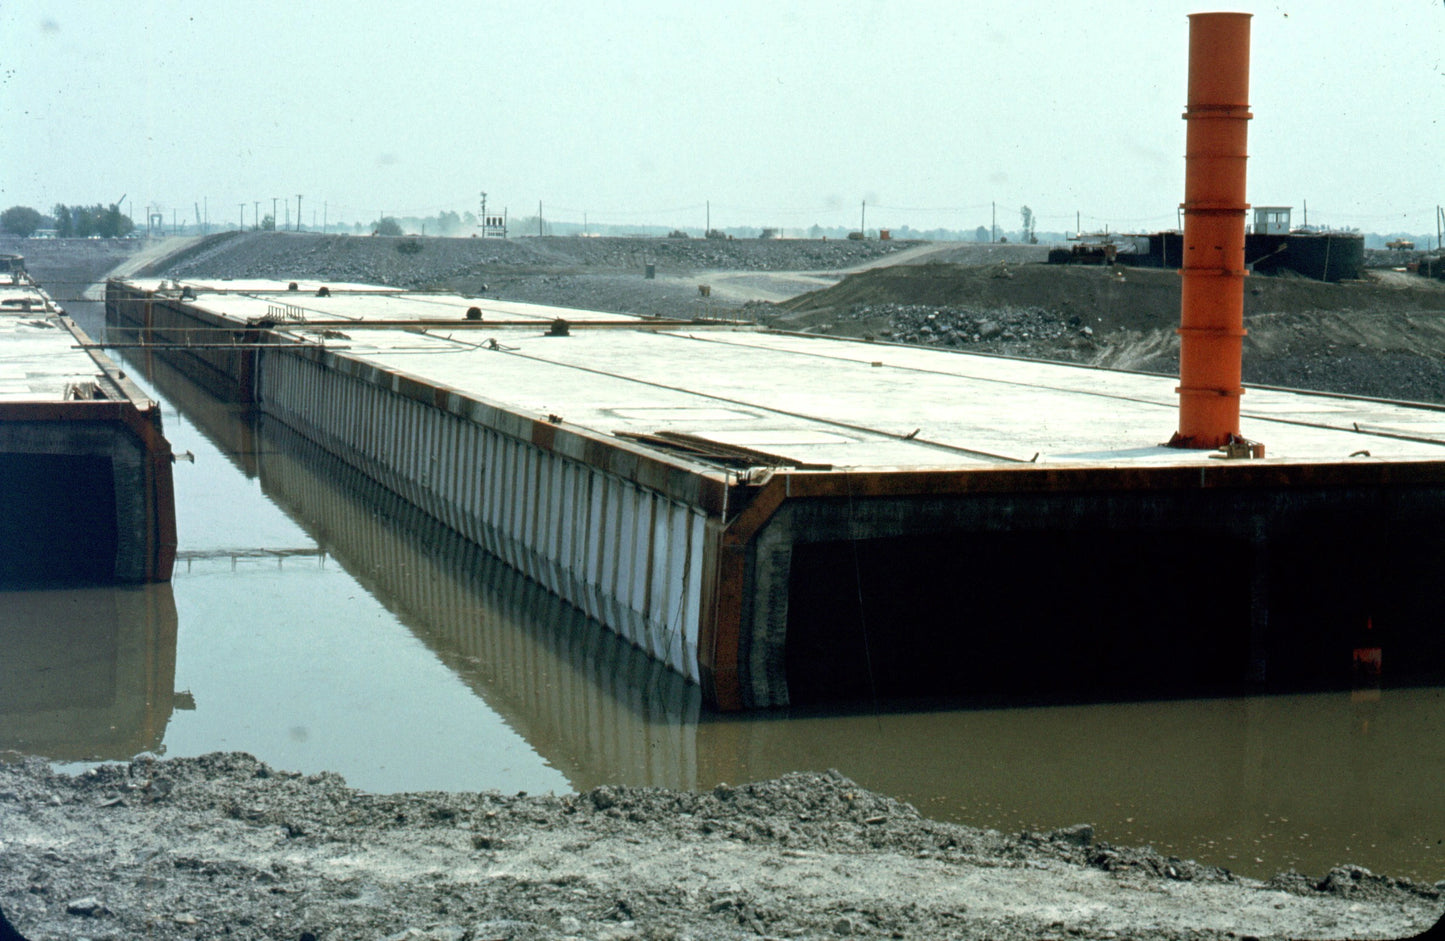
<box><xmin>2</xmin><ymin>295</ymin><xmax>1442</xmax><ymax>886</ymax></box>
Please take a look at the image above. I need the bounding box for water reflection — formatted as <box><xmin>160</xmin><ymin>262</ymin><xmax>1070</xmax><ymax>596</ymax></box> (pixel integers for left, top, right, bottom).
<box><xmin>727</xmin><ymin>689</ymin><xmax>1445</xmax><ymax>884</ymax></box>
<box><xmin>0</xmin><ymin>583</ymin><xmax>179</xmax><ymax>761</ymax></box>
<box><xmin>253</xmin><ymin>415</ymin><xmax>705</xmax><ymax>790</ymax></box>
<box><xmin>49</xmin><ymin>333</ymin><xmax>1445</xmax><ymax>883</ymax></box>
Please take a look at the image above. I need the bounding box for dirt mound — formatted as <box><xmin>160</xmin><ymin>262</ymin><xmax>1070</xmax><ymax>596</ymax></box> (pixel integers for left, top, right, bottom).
<box><xmin>147</xmin><ymin>232</ymin><xmax>920</xmax><ymax>287</ymax></box>
<box><xmin>770</xmin><ymin>262</ymin><xmax>1445</xmax><ymax>402</ymax></box>
<box><xmin>132</xmin><ymin>231</ymin><xmax>245</xmax><ymax>277</ymax></box>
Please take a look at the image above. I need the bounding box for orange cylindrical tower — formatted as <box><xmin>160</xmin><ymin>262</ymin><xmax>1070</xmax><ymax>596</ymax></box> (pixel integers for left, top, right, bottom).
<box><xmin>1171</xmin><ymin>12</ymin><xmax>1252</xmax><ymax>449</ymax></box>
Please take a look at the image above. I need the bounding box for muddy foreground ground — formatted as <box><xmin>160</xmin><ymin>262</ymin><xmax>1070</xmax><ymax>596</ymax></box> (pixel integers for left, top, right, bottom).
<box><xmin>1</xmin><ymin>755</ymin><xmax>1440</xmax><ymax>941</ymax></box>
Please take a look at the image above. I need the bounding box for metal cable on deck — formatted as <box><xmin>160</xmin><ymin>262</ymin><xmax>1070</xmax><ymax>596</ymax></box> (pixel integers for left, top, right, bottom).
<box><xmin>660</xmin><ymin>329</ymin><xmax>1187</xmax><ymax>413</ymax></box>
<box><xmin>654</xmin><ymin>330</ymin><xmax>1445</xmax><ymax>454</ymax></box>
<box><xmin>492</xmin><ymin>344</ymin><xmax>1027</xmax><ymax>464</ymax></box>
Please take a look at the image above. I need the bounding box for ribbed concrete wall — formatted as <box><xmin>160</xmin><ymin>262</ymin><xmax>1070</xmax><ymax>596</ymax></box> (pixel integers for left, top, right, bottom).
<box><xmin>255</xmin><ymin>347</ymin><xmax>711</xmax><ymax>683</ymax></box>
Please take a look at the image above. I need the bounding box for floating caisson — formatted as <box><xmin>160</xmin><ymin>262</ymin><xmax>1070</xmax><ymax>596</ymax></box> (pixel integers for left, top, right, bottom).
<box><xmin>1</xmin><ymin>259</ymin><xmax>175</xmax><ymax>585</ymax></box>
<box><xmin>107</xmin><ymin>276</ymin><xmax>1445</xmax><ymax>708</ymax></box>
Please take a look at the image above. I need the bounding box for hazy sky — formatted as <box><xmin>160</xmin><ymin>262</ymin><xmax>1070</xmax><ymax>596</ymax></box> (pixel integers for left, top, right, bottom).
<box><xmin>3</xmin><ymin>1</ymin><xmax>1441</xmax><ymax>235</ymax></box>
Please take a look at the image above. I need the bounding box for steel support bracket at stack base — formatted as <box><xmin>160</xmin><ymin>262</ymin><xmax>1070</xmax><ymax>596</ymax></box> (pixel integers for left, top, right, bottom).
<box><xmin>1170</xmin><ymin>11</ymin><xmax>1254</xmax><ymax>451</ymax></box>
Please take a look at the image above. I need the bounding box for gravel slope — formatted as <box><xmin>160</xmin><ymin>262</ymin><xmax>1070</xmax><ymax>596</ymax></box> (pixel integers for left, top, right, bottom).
<box><xmin>771</xmin><ymin>262</ymin><xmax>1445</xmax><ymax>403</ymax></box>
<box><xmin>120</xmin><ymin>231</ymin><xmax>928</xmax><ymax>320</ymax></box>
<box><xmin>144</xmin><ymin>232</ymin><xmax>919</xmax><ymax>286</ymax></box>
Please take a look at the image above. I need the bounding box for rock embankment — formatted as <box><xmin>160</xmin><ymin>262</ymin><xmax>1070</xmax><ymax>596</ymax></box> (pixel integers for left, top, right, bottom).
<box><xmin>795</xmin><ymin>301</ymin><xmax>1097</xmax><ymax>358</ymax></box>
<box><xmin>1</xmin><ymin>755</ymin><xmax>1439</xmax><ymax>941</ymax></box>
<box><xmin>147</xmin><ymin>232</ymin><xmax>916</xmax><ymax>289</ymax></box>
<box><xmin>771</xmin><ymin>261</ymin><xmax>1445</xmax><ymax>402</ymax></box>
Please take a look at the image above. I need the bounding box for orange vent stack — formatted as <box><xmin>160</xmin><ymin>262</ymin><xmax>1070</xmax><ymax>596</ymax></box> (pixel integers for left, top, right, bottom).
<box><xmin>1170</xmin><ymin>12</ymin><xmax>1253</xmax><ymax>449</ymax></box>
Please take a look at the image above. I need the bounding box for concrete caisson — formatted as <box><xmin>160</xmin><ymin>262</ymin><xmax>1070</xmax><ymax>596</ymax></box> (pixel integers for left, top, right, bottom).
<box><xmin>107</xmin><ymin>277</ymin><xmax>1445</xmax><ymax>709</ymax></box>
<box><xmin>2</xmin><ymin>272</ymin><xmax>174</xmax><ymax>585</ymax></box>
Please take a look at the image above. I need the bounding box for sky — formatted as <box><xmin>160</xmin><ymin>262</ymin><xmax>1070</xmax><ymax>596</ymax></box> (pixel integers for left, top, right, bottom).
<box><xmin>2</xmin><ymin>0</ymin><xmax>1442</xmax><ymax>236</ymax></box>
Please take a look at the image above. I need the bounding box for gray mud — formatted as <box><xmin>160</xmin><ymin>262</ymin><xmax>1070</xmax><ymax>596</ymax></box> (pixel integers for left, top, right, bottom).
<box><xmin>1</xmin><ymin>755</ymin><xmax>1439</xmax><ymax>940</ymax></box>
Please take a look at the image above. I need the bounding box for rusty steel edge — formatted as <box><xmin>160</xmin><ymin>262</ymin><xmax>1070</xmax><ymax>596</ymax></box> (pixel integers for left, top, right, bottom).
<box><xmin>697</xmin><ymin>457</ymin><xmax>1445</xmax><ymax>710</ymax></box>
<box><xmin>0</xmin><ymin>400</ymin><xmax>177</xmax><ymax>583</ymax></box>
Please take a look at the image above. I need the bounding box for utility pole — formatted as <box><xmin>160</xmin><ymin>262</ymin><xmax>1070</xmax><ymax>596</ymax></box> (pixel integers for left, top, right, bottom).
<box><xmin>991</xmin><ymin>201</ymin><xmax>996</xmax><ymax>242</ymax></box>
<box><xmin>172</xmin><ymin>209</ymin><xmax>177</xmax><ymax>234</ymax></box>
<box><xmin>296</xmin><ymin>195</ymin><xmax>303</xmax><ymax>232</ymax></box>
<box><xmin>272</xmin><ymin>197</ymin><xmax>279</xmax><ymax>231</ymax></box>
<box><xmin>239</xmin><ymin>203</ymin><xmax>245</xmax><ymax>231</ymax></box>
<box><xmin>253</xmin><ymin>201</ymin><xmax>260</xmax><ymax>231</ymax></box>
<box><xmin>1076</xmin><ymin>210</ymin><xmax>1081</xmax><ymax>235</ymax></box>
<box><xmin>860</xmin><ymin>200</ymin><xmax>866</xmax><ymax>238</ymax></box>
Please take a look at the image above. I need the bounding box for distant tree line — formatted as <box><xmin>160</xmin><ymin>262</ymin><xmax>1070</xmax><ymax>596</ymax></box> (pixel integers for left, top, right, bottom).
<box><xmin>0</xmin><ymin>206</ymin><xmax>44</xmax><ymax>237</ymax></box>
<box><xmin>53</xmin><ymin>203</ymin><xmax>135</xmax><ymax>238</ymax></box>
<box><xmin>11</xmin><ymin>197</ymin><xmax>1430</xmax><ymax>249</ymax></box>
<box><xmin>0</xmin><ymin>203</ymin><xmax>137</xmax><ymax>238</ymax></box>
<box><xmin>355</xmin><ymin>210</ymin><xmax>476</xmax><ymax>236</ymax></box>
